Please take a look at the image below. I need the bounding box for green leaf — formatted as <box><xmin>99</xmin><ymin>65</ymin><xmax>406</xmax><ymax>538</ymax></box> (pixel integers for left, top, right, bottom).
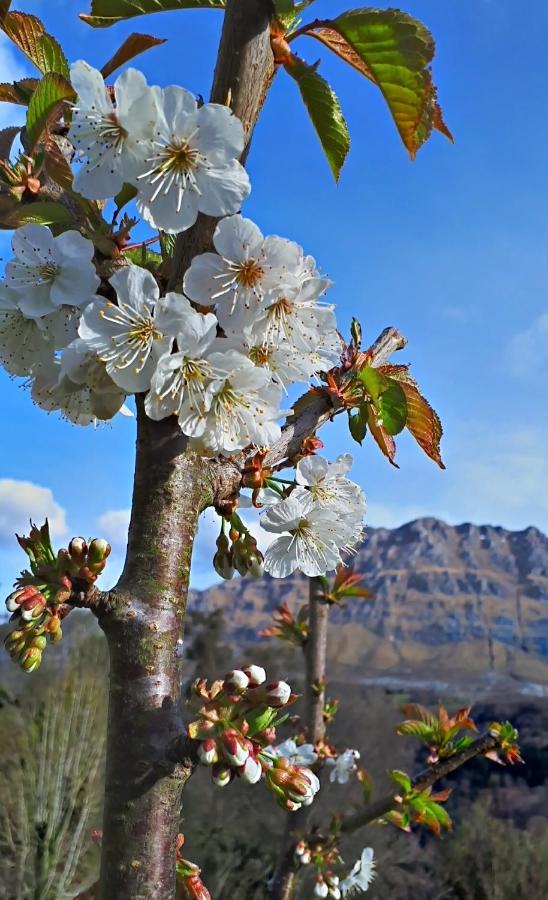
<box><xmin>285</xmin><ymin>55</ymin><xmax>349</xmax><ymax>180</ymax></box>
<box><xmin>377</xmin><ymin>380</ymin><xmax>407</xmax><ymax>436</ymax></box>
<box><xmin>298</xmin><ymin>9</ymin><xmax>452</xmax><ymax>157</ymax></box>
<box><xmin>2</xmin><ymin>12</ymin><xmax>69</xmax><ymax>78</ymax></box>
<box><xmin>390</xmin><ymin>769</ymin><xmax>412</xmax><ymax>794</ymax></box>
<box><xmin>113</xmin><ymin>182</ymin><xmax>138</xmax><ymax>215</ymax></box>
<box><xmin>81</xmin><ymin>0</ymin><xmax>225</xmax><ymax>28</ymax></box>
<box><xmin>25</xmin><ymin>73</ymin><xmax>74</xmax><ymax>152</ymax></box>
<box><xmin>359</xmin><ymin>366</ymin><xmax>386</xmax><ymax>401</ymax></box>
<box><xmin>244</xmin><ymin>706</ymin><xmax>277</xmax><ymax>736</ymax></box>
<box><xmin>348</xmin><ymin>405</ymin><xmax>368</xmax><ymax>445</ymax></box>
<box><xmin>396</xmin><ymin>721</ymin><xmax>433</xmax><ymax>741</ymax></box>
<box><xmin>101</xmin><ymin>32</ymin><xmax>167</xmax><ymax>79</ymax></box>
<box><xmin>0</xmin><ymin>199</ymin><xmax>73</xmax><ymax>228</ymax></box>
<box><xmin>125</xmin><ymin>246</ymin><xmax>162</xmax><ymax>271</ymax></box>
<box><xmin>0</xmin><ymin>78</ymin><xmax>39</xmax><ymax>105</ymax></box>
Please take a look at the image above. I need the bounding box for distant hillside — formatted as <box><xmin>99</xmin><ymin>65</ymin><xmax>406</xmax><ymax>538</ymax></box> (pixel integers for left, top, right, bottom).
<box><xmin>191</xmin><ymin>518</ymin><xmax>548</xmax><ymax>690</ymax></box>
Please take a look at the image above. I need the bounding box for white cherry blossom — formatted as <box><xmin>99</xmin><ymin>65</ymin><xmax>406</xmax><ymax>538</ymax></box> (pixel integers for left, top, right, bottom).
<box><xmin>4</xmin><ymin>224</ymin><xmax>99</xmax><ymax>318</ymax></box>
<box><xmin>78</xmin><ymin>265</ymin><xmax>176</xmax><ymax>393</ymax></box>
<box><xmin>68</xmin><ymin>62</ymin><xmax>157</xmax><ymax>200</ymax></box>
<box><xmin>215</xmin><ymin>328</ymin><xmax>326</xmax><ymax>390</ymax></box>
<box><xmin>183</xmin><ymin>214</ymin><xmax>302</xmax><ymax>322</ymax></box>
<box><xmin>186</xmin><ymin>349</ymin><xmax>283</xmax><ymax>456</ymax></box>
<box><xmin>261</xmin><ymin>494</ymin><xmax>357</xmax><ymax>578</ymax></box>
<box><xmin>31</xmin><ymin>341</ymin><xmax>130</xmax><ymax>426</ymax></box>
<box><xmin>0</xmin><ymin>285</ymin><xmax>55</xmax><ymax>376</ymax></box>
<box><xmin>249</xmin><ymin>275</ymin><xmax>341</xmax><ymax>364</ymax></box>
<box><xmin>145</xmin><ymin>295</ymin><xmax>218</xmax><ymax>425</ymax></box>
<box><xmin>293</xmin><ymin>454</ymin><xmax>366</xmax><ymax>519</ymax></box>
<box><xmin>270</xmin><ymin>739</ymin><xmax>318</xmax><ymax>767</ymax></box>
<box><xmin>340</xmin><ymin>848</ymin><xmax>375</xmax><ymax>896</ymax></box>
<box><xmin>325</xmin><ymin>748</ymin><xmax>360</xmax><ymax>784</ymax></box>
<box><xmin>134</xmin><ymin>87</ymin><xmax>250</xmax><ymax>234</ymax></box>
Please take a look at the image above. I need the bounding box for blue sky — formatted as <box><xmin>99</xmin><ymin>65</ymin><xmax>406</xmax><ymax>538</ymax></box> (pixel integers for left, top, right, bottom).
<box><xmin>0</xmin><ymin>0</ymin><xmax>547</xmax><ymax>594</ymax></box>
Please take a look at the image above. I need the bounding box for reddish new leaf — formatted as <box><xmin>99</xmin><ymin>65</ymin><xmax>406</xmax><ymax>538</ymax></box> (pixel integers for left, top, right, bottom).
<box><xmin>101</xmin><ymin>32</ymin><xmax>167</xmax><ymax>80</ymax></box>
<box><xmin>0</xmin><ymin>78</ymin><xmax>39</xmax><ymax>105</ymax></box>
<box><xmin>0</xmin><ymin>125</ymin><xmax>19</xmax><ymax>159</ymax></box>
<box><xmin>367</xmin><ymin>410</ymin><xmax>398</xmax><ymax>467</ymax></box>
<box><xmin>44</xmin><ymin>136</ymin><xmax>73</xmax><ymax>190</ymax></box>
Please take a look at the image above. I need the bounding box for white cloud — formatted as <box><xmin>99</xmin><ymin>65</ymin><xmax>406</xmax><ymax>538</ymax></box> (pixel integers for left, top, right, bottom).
<box><xmin>0</xmin><ymin>479</ymin><xmax>68</xmax><ymax>544</ymax></box>
<box><xmin>507</xmin><ymin>313</ymin><xmax>548</xmax><ymax>378</ymax></box>
<box><xmin>96</xmin><ymin>509</ymin><xmax>131</xmax><ymax>548</ymax></box>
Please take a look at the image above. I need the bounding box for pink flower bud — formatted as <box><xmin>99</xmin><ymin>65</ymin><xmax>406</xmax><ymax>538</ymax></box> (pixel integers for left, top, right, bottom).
<box><xmin>5</xmin><ymin>585</ymin><xmax>39</xmax><ymax>613</ymax></box>
<box><xmin>20</xmin><ymin>593</ymin><xmax>47</xmax><ymax>622</ymax></box>
<box><xmin>240</xmin><ymin>754</ymin><xmax>262</xmax><ymax>784</ymax></box>
<box><xmin>198</xmin><ymin>739</ymin><xmax>219</xmax><ymax>766</ymax></box>
<box><xmin>211</xmin><ymin>763</ymin><xmax>233</xmax><ymax>787</ymax></box>
<box><xmin>224</xmin><ymin>669</ymin><xmax>249</xmax><ymax>692</ymax></box>
<box><xmin>243</xmin><ymin>664</ymin><xmax>266</xmax><ymax>686</ymax></box>
<box><xmin>265</xmin><ymin>681</ymin><xmax>291</xmax><ymax>707</ymax></box>
<box><xmin>220</xmin><ymin>729</ymin><xmax>250</xmax><ymax>767</ymax></box>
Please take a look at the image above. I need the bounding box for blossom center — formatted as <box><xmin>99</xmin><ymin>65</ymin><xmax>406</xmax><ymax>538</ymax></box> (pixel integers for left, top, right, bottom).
<box><xmin>37</xmin><ymin>262</ymin><xmax>60</xmax><ymax>283</ymax></box>
<box><xmin>92</xmin><ymin>112</ymin><xmax>128</xmax><ymax>149</ymax></box>
<box><xmin>249</xmin><ymin>345</ymin><xmax>272</xmax><ymax>366</ymax></box>
<box><xmin>234</xmin><ymin>259</ymin><xmax>264</xmax><ymax>288</ymax></box>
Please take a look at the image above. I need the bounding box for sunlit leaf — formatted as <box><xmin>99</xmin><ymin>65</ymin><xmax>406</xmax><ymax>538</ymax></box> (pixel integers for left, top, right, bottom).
<box><xmin>297</xmin><ymin>9</ymin><xmax>453</xmax><ymax>157</ymax></box>
<box><xmin>368</xmin><ymin>413</ymin><xmax>398</xmax><ymax>467</ymax></box>
<box><xmin>25</xmin><ymin>73</ymin><xmax>74</xmax><ymax>152</ymax></box>
<box><xmin>2</xmin><ymin>12</ymin><xmax>69</xmax><ymax>79</ymax></box>
<box><xmin>285</xmin><ymin>54</ymin><xmax>349</xmax><ymax>180</ymax></box>
<box><xmin>0</xmin><ymin>78</ymin><xmax>38</xmax><ymax>105</ymax></box>
<box><xmin>390</xmin><ymin>769</ymin><xmax>412</xmax><ymax>794</ymax></box>
<box><xmin>101</xmin><ymin>32</ymin><xmax>166</xmax><ymax>79</ymax></box>
<box><xmin>348</xmin><ymin>405</ymin><xmax>368</xmax><ymax>444</ymax></box>
<box><xmin>377</xmin><ymin>380</ymin><xmax>407</xmax><ymax>435</ymax></box>
<box><xmin>81</xmin><ymin>0</ymin><xmax>225</xmax><ymax>28</ymax></box>
<box><xmin>113</xmin><ymin>182</ymin><xmax>138</xmax><ymax>215</ymax></box>
<box><xmin>0</xmin><ymin>198</ymin><xmax>72</xmax><ymax>228</ymax></box>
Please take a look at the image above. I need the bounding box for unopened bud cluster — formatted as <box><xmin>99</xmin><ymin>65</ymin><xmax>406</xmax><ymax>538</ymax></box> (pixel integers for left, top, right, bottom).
<box><xmin>188</xmin><ymin>666</ymin><xmax>320</xmax><ymax>811</ymax></box>
<box><xmin>213</xmin><ymin>515</ymin><xmax>264</xmax><ymax>580</ymax></box>
<box><xmin>295</xmin><ymin>840</ymin><xmax>343</xmax><ymax>897</ymax></box>
<box><xmin>3</xmin><ymin>521</ymin><xmax>110</xmax><ymax>672</ymax></box>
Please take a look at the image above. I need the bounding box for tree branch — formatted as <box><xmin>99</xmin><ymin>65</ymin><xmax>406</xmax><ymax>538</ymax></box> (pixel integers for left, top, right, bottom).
<box><xmin>210</xmin><ymin>326</ymin><xmax>407</xmax><ymax>505</ymax></box>
<box><xmin>340</xmin><ymin>732</ymin><xmax>503</xmax><ymax>834</ymax></box>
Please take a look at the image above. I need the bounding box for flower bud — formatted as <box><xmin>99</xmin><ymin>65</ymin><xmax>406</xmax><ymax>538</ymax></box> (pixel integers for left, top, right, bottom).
<box><xmin>213</xmin><ymin>548</ymin><xmax>234</xmax><ymax>580</ymax></box>
<box><xmin>300</xmin><ymin>850</ymin><xmax>311</xmax><ymax>865</ymax></box>
<box><xmin>220</xmin><ymin>729</ymin><xmax>250</xmax><ymax>767</ymax></box>
<box><xmin>87</xmin><ymin>538</ymin><xmax>111</xmax><ymax>566</ymax></box>
<box><xmin>243</xmin><ymin>664</ymin><xmax>266</xmax><ymax>686</ymax></box>
<box><xmin>240</xmin><ymin>754</ymin><xmax>262</xmax><ymax>785</ymax></box>
<box><xmin>211</xmin><ymin>763</ymin><xmax>233</xmax><ymax>787</ymax></box>
<box><xmin>224</xmin><ymin>669</ymin><xmax>249</xmax><ymax>693</ymax></box>
<box><xmin>20</xmin><ymin>593</ymin><xmax>47</xmax><ymax>622</ymax></box>
<box><xmin>198</xmin><ymin>739</ymin><xmax>219</xmax><ymax>766</ymax></box>
<box><xmin>329</xmin><ymin>888</ymin><xmax>341</xmax><ymax>899</ymax></box>
<box><xmin>327</xmin><ymin>875</ymin><xmax>340</xmax><ymax>888</ymax></box>
<box><xmin>5</xmin><ymin>585</ymin><xmax>41</xmax><ymax>613</ymax></box>
<box><xmin>251</xmin><ymin>680</ymin><xmax>291</xmax><ymax>707</ymax></box>
<box><xmin>247</xmin><ymin>555</ymin><xmax>264</xmax><ymax>578</ymax></box>
<box><xmin>68</xmin><ymin>537</ymin><xmax>87</xmax><ymax>559</ymax></box>
<box><xmin>314</xmin><ymin>879</ymin><xmax>329</xmax><ymax>898</ymax></box>
<box><xmin>20</xmin><ymin>646</ymin><xmax>42</xmax><ymax>672</ymax></box>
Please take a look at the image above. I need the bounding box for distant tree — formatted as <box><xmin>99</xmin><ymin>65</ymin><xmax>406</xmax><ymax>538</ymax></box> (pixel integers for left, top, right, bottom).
<box><xmin>0</xmin><ymin>642</ymin><xmax>106</xmax><ymax>899</ymax></box>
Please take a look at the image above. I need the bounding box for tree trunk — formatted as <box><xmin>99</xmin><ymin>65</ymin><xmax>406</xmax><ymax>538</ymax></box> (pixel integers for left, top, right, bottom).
<box><xmin>98</xmin><ymin>403</ymin><xmax>212</xmax><ymax>900</ymax></box>
<box><xmin>97</xmin><ymin>2</ymin><xmax>276</xmax><ymax>896</ymax></box>
<box><xmin>268</xmin><ymin>579</ymin><xmax>329</xmax><ymax>900</ymax></box>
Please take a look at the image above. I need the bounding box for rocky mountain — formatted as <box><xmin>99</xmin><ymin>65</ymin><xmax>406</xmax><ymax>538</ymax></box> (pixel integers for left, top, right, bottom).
<box><xmin>191</xmin><ymin>518</ymin><xmax>548</xmax><ymax>690</ymax></box>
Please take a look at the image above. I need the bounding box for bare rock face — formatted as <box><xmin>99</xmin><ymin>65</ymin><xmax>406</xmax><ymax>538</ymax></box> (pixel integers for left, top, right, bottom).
<box><xmin>191</xmin><ymin>518</ymin><xmax>548</xmax><ymax>686</ymax></box>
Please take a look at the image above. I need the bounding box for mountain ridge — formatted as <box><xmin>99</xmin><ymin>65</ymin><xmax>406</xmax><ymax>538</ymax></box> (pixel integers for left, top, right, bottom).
<box><xmin>190</xmin><ymin>516</ymin><xmax>548</xmax><ymax>687</ymax></box>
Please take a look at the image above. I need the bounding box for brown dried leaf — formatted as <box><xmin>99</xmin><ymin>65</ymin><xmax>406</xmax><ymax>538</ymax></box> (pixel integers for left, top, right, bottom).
<box><xmin>101</xmin><ymin>32</ymin><xmax>167</xmax><ymax>80</ymax></box>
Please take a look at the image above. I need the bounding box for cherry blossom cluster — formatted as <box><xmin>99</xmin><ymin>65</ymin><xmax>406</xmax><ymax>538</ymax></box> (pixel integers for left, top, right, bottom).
<box><xmin>3</xmin><ymin>522</ymin><xmax>110</xmax><ymax>672</ymax></box>
<box><xmin>294</xmin><ymin>840</ymin><xmax>375</xmax><ymax>898</ymax></box>
<box><xmin>187</xmin><ymin>666</ymin><xmax>320</xmax><ymax>811</ymax></box>
<box><xmin>0</xmin><ymin>61</ymin><xmax>367</xmax><ymax>578</ymax></box>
